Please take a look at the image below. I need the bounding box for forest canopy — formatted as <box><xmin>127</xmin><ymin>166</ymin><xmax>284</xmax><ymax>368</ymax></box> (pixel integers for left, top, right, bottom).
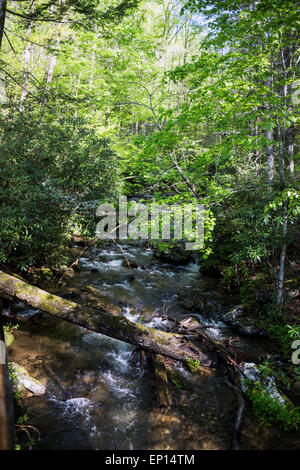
<box><xmin>0</xmin><ymin>0</ymin><xmax>299</xmax><ymax>306</ymax></box>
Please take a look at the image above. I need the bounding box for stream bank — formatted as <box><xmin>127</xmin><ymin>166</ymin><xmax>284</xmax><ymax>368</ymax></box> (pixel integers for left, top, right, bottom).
<box><xmin>4</xmin><ymin>240</ymin><xmax>300</xmax><ymax>450</ymax></box>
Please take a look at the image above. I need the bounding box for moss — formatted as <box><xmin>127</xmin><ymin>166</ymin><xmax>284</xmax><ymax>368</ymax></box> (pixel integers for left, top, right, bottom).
<box><xmin>4</xmin><ymin>331</ymin><xmax>14</xmax><ymax>347</ymax></box>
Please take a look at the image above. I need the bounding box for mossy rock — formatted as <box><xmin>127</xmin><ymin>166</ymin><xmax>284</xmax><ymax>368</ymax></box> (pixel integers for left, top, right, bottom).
<box><xmin>9</xmin><ymin>362</ymin><xmax>46</xmax><ymax>396</ymax></box>
<box><xmin>4</xmin><ymin>331</ymin><xmax>14</xmax><ymax>347</ymax></box>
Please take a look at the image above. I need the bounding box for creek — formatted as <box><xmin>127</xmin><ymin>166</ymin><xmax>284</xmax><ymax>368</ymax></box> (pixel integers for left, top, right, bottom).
<box><xmin>6</xmin><ymin>241</ymin><xmax>299</xmax><ymax>449</ymax></box>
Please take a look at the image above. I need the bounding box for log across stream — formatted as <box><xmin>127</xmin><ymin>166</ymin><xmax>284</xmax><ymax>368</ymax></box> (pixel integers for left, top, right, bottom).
<box><xmin>1</xmin><ymin>241</ymin><xmax>295</xmax><ymax>450</ymax></box>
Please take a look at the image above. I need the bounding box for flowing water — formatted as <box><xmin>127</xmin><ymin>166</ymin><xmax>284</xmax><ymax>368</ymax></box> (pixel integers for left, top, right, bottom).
<box><xmin>6</xmin><ymin>241</ymin><xmax>300</xmax><ymax>450</ymax></box>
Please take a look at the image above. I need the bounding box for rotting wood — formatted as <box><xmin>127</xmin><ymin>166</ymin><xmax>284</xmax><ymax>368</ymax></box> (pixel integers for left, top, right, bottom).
<box><xmin>152</xmin><ymin>353</ymin><xmax>172</xmax><ymax>412</ymax></box>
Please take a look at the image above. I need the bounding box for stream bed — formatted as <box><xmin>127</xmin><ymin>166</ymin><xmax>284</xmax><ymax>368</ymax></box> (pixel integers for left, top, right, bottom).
<box><xmin>6</xmin><ymin>241</ymin><xmax>300</xmax><ymax>450</ymax></box>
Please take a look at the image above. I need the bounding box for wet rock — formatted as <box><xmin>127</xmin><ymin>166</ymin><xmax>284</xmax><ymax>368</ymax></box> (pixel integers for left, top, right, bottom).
<box><xmin>223</xmin><ymin>305</ymin><xmax>267</xmax><ymax>337</ymax></box>
<box><xmin>179</xmin><ymin>316</ymin><xmax>202</xmax><ymax>331</ymax></box>
<box><xmin>9</xmin><ymin>362</ymin><xmax>46</xmax><ymax>396</ymax></box>
<box><xmin>223</xmin><ymin>305</ymin><xmax>244</xmax><ymax>323</ymax></box>
<box><xmin>240</xmin><ymin>362</ymin><xmax>286</xmax><ymax>405</ymax></box>
<box><xmin>122</xmin><ymin>260</ymin><xmax>138</xmax><ymax>269</ymax></box>
<box><xmin>230</xmin><ymin>317</ymin><xmax>268</xmax><ymax>337</ymax></box>
<box><xmin>153</xmin><ymin>246</ymin><xmax>192</xmax><ymax>265</ymax></box>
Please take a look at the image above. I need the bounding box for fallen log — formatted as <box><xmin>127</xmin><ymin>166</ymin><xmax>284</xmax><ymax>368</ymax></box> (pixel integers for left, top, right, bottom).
<box><xmin>152</xmin><ymin>354</ymin><xmax>172</xmax><ymax>412</ymax></box>
<box><xmin>0</xmin><ymin>271</ymin><xmax>214</xmax><ymax>366</ymax></box>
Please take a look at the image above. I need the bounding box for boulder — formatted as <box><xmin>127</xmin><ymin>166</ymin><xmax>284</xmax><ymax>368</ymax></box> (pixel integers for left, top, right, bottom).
<box><xmin>240</xmin><ymin>362</ymin><xmax>286</xmax><ymax>406</ymax></box>
<box><xmin>179</xmin><ymin>315</ymin><xmax>202</xmax><ymax>331</ymax></box>
<box><xmin>223</xmin><ymin>305</ymin><xmax>268</xmax><ymax>337</ymax></box>
<box><xmin>230</xmin><ymin>316</ymin><xmax>268</xmax><ymax>337</ymax></box>
<box><xmin>223</xmin><ymin>305</ymin><xmax>244</xmax><ymax>323</ymax></box>
<box><xmin>153</xmin><ymin>246</ymin><xmax>191</xmax><ymax>265</ymax></box>
<box><xmin>9</xmin><ymin>362</ymin><xmax>46</xmax><ymax>396</ymax></box>
<box><xmin>122</xmin><ymin>259</ymin><xmax>138</xmax><ymax>269</ymax></box>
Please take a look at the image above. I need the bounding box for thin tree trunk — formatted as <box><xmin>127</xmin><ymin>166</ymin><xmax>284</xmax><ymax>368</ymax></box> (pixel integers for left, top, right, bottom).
<box><xmin>277</xmin><ymin>201</ymin><xmax>288</xmax><ymax>308</ymax></box>
<box><xmin>40</xmin><ymin>0</ymin><xmax>65</xmax><ymax>116</ymax></box>
<box><xmin>0</xmin><ymin>0</ymin><xmax>6</xmax><ymax>50</ymax></box>
<box><xmin>0</xmin><ymin>271</ymin><xmax>215</xmax><ymax>366</ymax></box>
<box><xmin>19</xmin><ymin>0</ymin><xmax>35</xmax><ymax>112</ymax></box>
<box><xmin>278</xmin><ymin>121</ymin><xmax>284</xmax><ymax>183</ymax></box>
<box><xmin>254</xmin><ymin>119</ymin><xmax>260</xmax><ymax>176</ymax></box>
<box><xmin>286</xmin><ymin>124</ymin><xmax>295</xmax><ymax>175</ymax></box>
<box><xmin>266</xmin><ymin>74</ymin><xmax>274</xmax><ymax>185</ymax></box>
<box><xmin>89</xmin><ymin>40</ymin><xmax>97</xmax><ymax>91</ymax></box>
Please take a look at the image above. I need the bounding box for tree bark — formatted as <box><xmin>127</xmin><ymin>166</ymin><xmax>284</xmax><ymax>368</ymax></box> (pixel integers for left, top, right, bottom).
<box><xmin>0</xmin><ymin>271</ymin><xmax>214</xmax><ymax>366</ymax></box>
<box><xmin>152</xmin><ymin>353</ymin><xmax>172</xmax><ymax>412</ymax></box>
<box><xmin>19</xmin><ymin>0</ymin><xmax>35</xmax><ymax>111</ymax></box>
<box><xmin>286</xmin><ymin>124</ymin><xmax>295</xmax><ymax>175</ymax></box>
<box><xmin>0</xmin><ymin>0</ymin><xmax>6</xmax><ymax>50</ymax></box>
<box><xmin>266</xmin><ymin>74</ymin><xmax>274</xmax><ymax>185</ymax></box>
<box><xmin>277</xmin><ymin>201</ymin><xmax>288</xmax><ymax>308</ymax></box>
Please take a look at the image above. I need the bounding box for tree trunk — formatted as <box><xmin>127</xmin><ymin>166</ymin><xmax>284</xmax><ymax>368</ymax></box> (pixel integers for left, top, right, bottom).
<box><xmin>286</xmin><ymin>124</ymin><xmax>295</xmax><ymax>175</ymax></box>
<box><xmin>19</xmin><ymin>0</ymin><xmax>35</xmax><ymax>111</ymax></box>
<box><xmin>152</xmin><ymin>353</ymin><xmax>172</xmax><ymax>412</ymax></box>
<box><xmin>40</xmin><ymin>0</ymin><xmax>65</xmax><ymax>117</ymax></box>
<box><xmin>277</xmin><ymin>201</ymin><xmax>288</xmax><ymax>308</ymax></box>
<box><xmin>0</xmin><ymin>271</ymin><xmax>214</xmax><ymax>366</ymax></box>
<box><xmin>0</xmin><ymin>0</ymin><xmax>6</xmax><ymax>50</ymax></box>
<box><xmin>266</xmin><ymin>74</ymin><xmax>274</xmax><ymax>185</ymax></box>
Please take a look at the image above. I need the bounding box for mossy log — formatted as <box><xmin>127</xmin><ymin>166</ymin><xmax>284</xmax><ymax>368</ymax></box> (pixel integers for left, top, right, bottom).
<box><xmin>0</xmin><ymin>271</ymin><xmax>214</xmax><ymax>365</ymax></box>
<box><xmin>152</xmin><ymin>354</ymin><xmax>172</xmax><ymax>412</ymax></box>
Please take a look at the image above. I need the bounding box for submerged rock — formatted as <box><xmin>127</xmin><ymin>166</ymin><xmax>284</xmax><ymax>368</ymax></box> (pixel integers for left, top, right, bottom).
<box><xmin>9</xmin><ymin>362</ymin><xmax>46</xmax><ymax>396</ymax></box>
<box><xmin>63</xmin><ymin>291</ymin><xmax>80</xmax><ymax>301</ymax></box>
